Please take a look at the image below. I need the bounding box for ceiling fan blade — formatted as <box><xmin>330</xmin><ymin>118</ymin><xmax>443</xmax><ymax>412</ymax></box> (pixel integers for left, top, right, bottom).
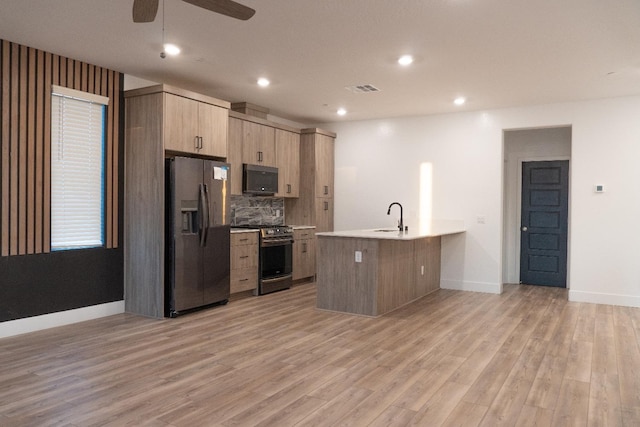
<box><xmin>133</xmin><ymin>0</ymin><xmax>159</xmax><ymax>23</ymax></box>
<box><xmin>182</xmin><ymin>0</ymin><xmax>256</xmax><ymax>21</ymax></box>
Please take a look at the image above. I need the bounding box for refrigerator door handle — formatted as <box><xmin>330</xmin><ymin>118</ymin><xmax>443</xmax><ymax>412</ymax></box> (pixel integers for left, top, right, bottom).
<box><xmin>198</xmin><ymin>183</ymin><xmax>207</xmax><ymax>247</ymax></box>
<box><xmin>202</xmin><ymin>184</ymin><xmax>210</xmax><ymax>246</ymax></box>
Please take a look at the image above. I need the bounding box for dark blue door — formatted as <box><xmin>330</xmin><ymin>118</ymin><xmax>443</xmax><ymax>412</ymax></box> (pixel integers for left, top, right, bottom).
<box><xmin>520</xmin><ymin>161</ymin><xmax>569</xmax><ymax>287</ymax></box>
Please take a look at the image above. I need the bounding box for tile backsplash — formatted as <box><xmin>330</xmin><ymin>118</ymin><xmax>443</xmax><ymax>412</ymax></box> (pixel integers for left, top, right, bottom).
<box><xmin>231</xmin><ymin>196</ymin><xmax>284</xmax><ymax>226</ymax></box>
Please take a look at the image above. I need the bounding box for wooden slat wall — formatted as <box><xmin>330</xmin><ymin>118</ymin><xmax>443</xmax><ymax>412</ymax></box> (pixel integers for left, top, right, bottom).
<box><xmin>0</xmin><ymin>39</ymin><xmax>121</xmax><ymax>256</ymax></box>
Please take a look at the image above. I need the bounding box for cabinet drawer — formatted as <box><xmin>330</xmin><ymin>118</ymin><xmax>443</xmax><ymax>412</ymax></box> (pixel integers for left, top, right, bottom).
<box><xmin>231</xmin><ymin>267</ymin><xmax>258</xmax><ymax>293</ymax></box>
<box><xmin>231</xmin><ymin>232</ymin><xmax>259</xmax><ymax>246</ymax></box>
<box><xmin>231</xmin><ymin>245</ymin><xmax>258</xmax><ymax>270</ymax></box>
<box><xmin>294</xmin><ymin>229</ymin><xmax>315</xmax><ymax>240</ymax></box>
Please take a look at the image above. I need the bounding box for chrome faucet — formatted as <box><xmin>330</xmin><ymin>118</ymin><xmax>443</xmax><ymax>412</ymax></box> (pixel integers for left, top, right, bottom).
<box><xmin>387</xmin><ymin>202</ymin><xmax>404</xmax><ymax>232</ymax></box>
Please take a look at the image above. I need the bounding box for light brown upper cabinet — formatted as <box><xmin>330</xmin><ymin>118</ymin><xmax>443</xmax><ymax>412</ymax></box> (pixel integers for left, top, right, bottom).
<box><xmin>314</xmin><ymin>133</ymin><xmax>335</xmax><ymax>198</ymax></box>
<box><xmin>275</xmin><ymin>129</ymin><xmax>300</xmax><ymax>198</ymax></box>
<box><xmin>284</xmin><ymin>128</ymin><xmax>336</xmax><ymax>232</ymax></box>
<box><xmin>227</xmin><ymin>112</ymin><xmax>302</xmax><ymax>196</ymax></box>
<box><xmin>241</xmin><ymin>120</ymin><xmax>276</xmax><ymax>166</ymax></box>
<box><xmin>164</xmin><ymin>93</ymin><xmax>228</xmax><ymax>158</ymax></box>
<box><xmin>227</xmin><ymin>117</ymin><xmax>244</xmax><ymax>195</ymax></box>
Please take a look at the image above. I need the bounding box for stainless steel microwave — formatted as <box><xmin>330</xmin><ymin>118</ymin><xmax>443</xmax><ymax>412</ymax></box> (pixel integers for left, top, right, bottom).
<box><xmin>243</xmin><ymin>164</ymin><xmax>278</xmax><ymax>195</ymax></box>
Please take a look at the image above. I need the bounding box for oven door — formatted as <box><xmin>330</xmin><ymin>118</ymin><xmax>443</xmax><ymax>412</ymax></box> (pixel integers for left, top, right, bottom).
<box><xmin>259</xmin><ymin>238</ymin><xmax>293</xmax><ymax>294</ymax></box>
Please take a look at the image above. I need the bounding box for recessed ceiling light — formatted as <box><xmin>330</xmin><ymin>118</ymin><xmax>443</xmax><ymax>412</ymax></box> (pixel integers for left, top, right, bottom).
<box><xmin>337</xmin><ymin>108</ymin><xmax>347</xmax><ymax>116</ymax></box>
<box><xmin>398</xmin><ymin>55</ymin><xmax>414</xmax><ymax>66</ymax></box>
<box><xmin>163</xmin><ymin>44</ymin><xmax>180</xmax><ymax>56</ymax></box>
<box><xmin>454</xmin><ymin>97</ymin><xmax>466</xmax><ymax>106</ymax></box>
<box><xmin>257</xmin><ymin>77</ymin><xmax>270</xmax><ymax>87</ymax></box>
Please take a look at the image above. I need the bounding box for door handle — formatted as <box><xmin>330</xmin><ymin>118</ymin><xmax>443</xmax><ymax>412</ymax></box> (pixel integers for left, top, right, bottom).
<box><xmin>521</xmin><ymin>226</ymin><xmax>528</xmax><ymax>231</ymax></box>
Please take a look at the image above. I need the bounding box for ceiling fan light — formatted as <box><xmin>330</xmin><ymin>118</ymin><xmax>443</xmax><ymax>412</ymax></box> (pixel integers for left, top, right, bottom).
<box><xmin>337</xmin><ymin>108</ymin><xmax>347</xmax><ymax>116</ymax></box>
<box><xmin>163</xmin><ymin>44</ymin><xmax>181</xmax><ymax>56</ymax></box>
<box><xmin>257</xmin><ymin>77</ymin><xmax>270</xmax><ymax>87</ymax></box>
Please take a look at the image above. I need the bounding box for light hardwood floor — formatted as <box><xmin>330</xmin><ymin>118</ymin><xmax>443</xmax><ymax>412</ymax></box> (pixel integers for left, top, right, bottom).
<box><xmin>1</xmin><ymin>283</ymin><xmax>639</xmax><ymax>426</ymax></box>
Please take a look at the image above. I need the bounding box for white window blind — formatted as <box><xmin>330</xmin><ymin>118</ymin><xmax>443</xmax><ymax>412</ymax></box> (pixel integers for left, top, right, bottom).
<box><xmin>51</xmin><ymin>85</ymin><xmax>108</xmax><ymax>251</ymax></box>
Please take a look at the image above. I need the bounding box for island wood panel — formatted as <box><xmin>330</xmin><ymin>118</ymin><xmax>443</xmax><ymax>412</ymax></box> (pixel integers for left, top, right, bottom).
<box><xmin>124</xmin><ymin>92</ymin><xmax>165</xmax><ymax>318</ymax></box>
<box><xmin>411</xmin><ymin>236</ymin><xmax>442</xmax><ymax>298</ymax></box>
<box><xmin>376</xmin><ymin>239</ymin><xmax>418</xmax><ymax>316</ymax></box>
<box><xmin>316</xmin><ymin>236</ymin><xmax>378</xmax><ymax>316</ymax></box>
<box><xmin>0</xmin><ymin>39</ymin><xmax>121</xmax><ymax>256</ymax></box>
<box><xmin>317</xmin><ymin>235</ymin><xmax>443</xmax><ymax>317</ymax></box>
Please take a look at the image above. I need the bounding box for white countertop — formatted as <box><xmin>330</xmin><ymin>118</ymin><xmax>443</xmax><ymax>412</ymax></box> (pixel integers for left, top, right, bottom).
<box><xmin>316</xmin><ymin>220</ymin><xmax>465</xmax><ymax>240</ymax></box>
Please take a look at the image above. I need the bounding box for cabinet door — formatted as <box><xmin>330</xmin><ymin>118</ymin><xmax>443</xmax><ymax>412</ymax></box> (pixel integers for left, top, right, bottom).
<box><xmin>198</xmin><ymin>103</ymin><xmax>228</xmax><ymax>158</ymax></box>
<box><xmin>413</xmin><ymin>237</ymin><xmax>441</xmax><ymax>296</ymax></box>
<box><xmin>242</xmin><ymin>121</ymin><xmax>276</xmax><ymax>166</ymax></box>
<box><xmin>227</xmin><ymin>117</ymin><xmax>244</xmax><ymax>195</ymax></box>
<box><xmin>315</xmin><ymin>197</ymin><xmax>333</xmax><ymax>232</ymax></box>
<box><xmin>275</xmin><ymin>129</ymin><xmax>300</xmax><ymax>198</ymax></box>
<box><xmin>293</xmin><ymin>236</ymin><xmax>316</xmax><ymax>281</ymax></box>
<box><xmin>314</xmin><ymin>134</ymin><xmax>335</xmax><ymax>197</ymax></box>
<box><xmin>164</xmin><ymin>93</ymin><xmax>199</xmax><ymax>154</ymax></box>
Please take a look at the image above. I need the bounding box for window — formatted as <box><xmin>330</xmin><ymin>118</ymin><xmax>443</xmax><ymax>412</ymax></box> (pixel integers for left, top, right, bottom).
<box><xmin>50</xmin><ymin>85</ymin><xmax>108</xmax><ymax>251</ymax></box>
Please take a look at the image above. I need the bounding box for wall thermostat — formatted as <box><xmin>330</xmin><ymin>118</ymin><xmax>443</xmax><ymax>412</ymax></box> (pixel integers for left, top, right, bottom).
<box><xmin>594</xmin><ymin>185</ymin><xmax>605</xmax><ymax>193</ymax></box>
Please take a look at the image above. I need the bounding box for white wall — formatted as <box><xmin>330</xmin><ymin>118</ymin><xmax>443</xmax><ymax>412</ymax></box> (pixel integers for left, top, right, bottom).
<box><xmin>321</xmin><ymin>95</ymin><xmax>640</xmax><ymax>306</ymax></box>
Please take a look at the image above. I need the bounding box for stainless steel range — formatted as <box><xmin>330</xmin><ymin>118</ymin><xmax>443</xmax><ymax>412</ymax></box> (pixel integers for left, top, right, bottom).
<box><xmin>257</xmin><ymin>225</ymin><xmax>294</xmax><ymax>294</ymax></box>
<box><xmin>235</xmin><ymin>225</ymin><xmax>294</xmax><ymax>295</ymax></box>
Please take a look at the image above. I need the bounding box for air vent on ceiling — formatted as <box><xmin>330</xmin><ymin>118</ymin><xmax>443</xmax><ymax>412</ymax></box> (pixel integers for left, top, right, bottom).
<box><xmin>345</xmin><ymin>84</ymin><xmax>381</xmax><ymax>93</ymax></box>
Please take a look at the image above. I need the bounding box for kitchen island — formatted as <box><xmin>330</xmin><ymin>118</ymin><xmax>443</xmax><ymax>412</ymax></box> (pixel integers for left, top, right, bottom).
<box><xmin>315</xmin><ymin>221</ymin><xmax>465</xmax><ymax>316</ymax></box>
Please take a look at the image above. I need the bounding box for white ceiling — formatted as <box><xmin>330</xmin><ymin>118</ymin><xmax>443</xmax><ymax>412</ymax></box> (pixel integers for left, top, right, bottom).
<box><xmin>1</xmin><ymin>0</ymin><xmax>639</xmax><ymax>124</ymax></box>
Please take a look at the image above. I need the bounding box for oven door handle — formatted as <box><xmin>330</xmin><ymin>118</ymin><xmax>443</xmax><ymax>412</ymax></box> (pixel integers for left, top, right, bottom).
<box><xmin>261</xmin><ymin>238</ymin><xmax>294</xmax><ymax>247</ymax></box>
<box><xmin>261</xmin><ymin>274</ymin><xmax>293</xmax><ymax>284</ymax></box>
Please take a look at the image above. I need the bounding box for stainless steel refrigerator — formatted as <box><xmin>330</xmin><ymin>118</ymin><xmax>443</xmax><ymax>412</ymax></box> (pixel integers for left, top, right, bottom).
<box><xmin>165</xmin><ymin>156</ymin><xmax>231</xmax><ymax>317</ymax></box>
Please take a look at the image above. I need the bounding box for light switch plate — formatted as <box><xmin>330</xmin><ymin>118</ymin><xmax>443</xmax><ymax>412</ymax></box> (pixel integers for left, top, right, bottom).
<box><xmin>594</xmin><ymin>185</ymin><xmax>605</xmax><ymax>193</ymax></box>
<box><xmin>355</xmin><ymin>251</ymin><xmax>362</xmax><ymax>263</ymax></box>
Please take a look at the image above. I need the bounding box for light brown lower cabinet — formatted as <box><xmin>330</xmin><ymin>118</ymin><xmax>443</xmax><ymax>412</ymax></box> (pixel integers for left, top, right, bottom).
<box><xmin>230</xmin><ymin>232</ymin><xmax>259</xmax><ymax>294</ymax></box>
<box><xmin>293</xmin><ymin>228</ymin><xmax>316</xmax><ymax>281</ymax></box>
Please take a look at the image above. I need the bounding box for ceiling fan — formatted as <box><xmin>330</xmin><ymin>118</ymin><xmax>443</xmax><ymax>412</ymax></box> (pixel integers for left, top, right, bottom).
<box><xmin>132</xmin><ymin>0</ymin><xmax>255</xmax><ymax>22</ymax></box>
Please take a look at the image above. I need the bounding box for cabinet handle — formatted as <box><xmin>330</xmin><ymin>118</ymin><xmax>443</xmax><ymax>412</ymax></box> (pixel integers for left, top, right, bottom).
<box><xmin>302</xmin><ymin>242</ymin><xmax>307</xmax><ymax>253</ymax></box>
<box><xmin>324</xmin><ymin>201</ymin><xmax>329</xmax><ymax>211</ymax></box>
<box><xmin>239</xmin><ymin>238</ymin><xmax>248</xmax><ymax>242</ymax></box>
<box><xmin>240</xmin><ymin>255</ymin><xmax>249</xmax><ymax>259</ymax></box>
<box><xmin>194</xmin><ymin>136</ymin><xmax>199</xmax><ymax>149</ymax></box>
<box><xmin>287</xmin><ymin>184</ymin><xmax>291</xmax><ymax>194</ymax></box>
<box><xmin>200</xmin><ymin>136</ymin><xmax>203</xmax><ymax>149</ymax></box>
<box><xmin>324</xmin><ymin>185</ymin><xmax>328</xmax><ymax>195</ymax></box>
<box><xmin>239</xmin><ymin>278</ymin><xmax>248</xmax><ymax>282</ymax></box>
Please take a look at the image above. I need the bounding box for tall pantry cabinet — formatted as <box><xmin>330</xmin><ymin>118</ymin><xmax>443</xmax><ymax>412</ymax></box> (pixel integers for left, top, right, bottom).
<box><xmin>124</xmin><ymin>85</ymin><xmax>230</xmax><ymax>318</ymax></box>
<box><xmin>285</xmin><ymin>128</ymin><xmax>336</xmax><ymax>232</ymax></box>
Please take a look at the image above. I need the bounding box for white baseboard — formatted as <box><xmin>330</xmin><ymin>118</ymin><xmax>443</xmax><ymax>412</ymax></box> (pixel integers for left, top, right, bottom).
<box><xmin>0</xmin><ymin>300</ymin><xmax>125</xmax><ymax>339</ymax></box>
<box><xmin>569</xmin><ymin>290</ymin><xmax>640</xmax><ymax>308</ymax></box>
<box><xmin>440</xmin><ymin>279</ymin><xmax>502</xmax><ymax>294</ymax></box>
